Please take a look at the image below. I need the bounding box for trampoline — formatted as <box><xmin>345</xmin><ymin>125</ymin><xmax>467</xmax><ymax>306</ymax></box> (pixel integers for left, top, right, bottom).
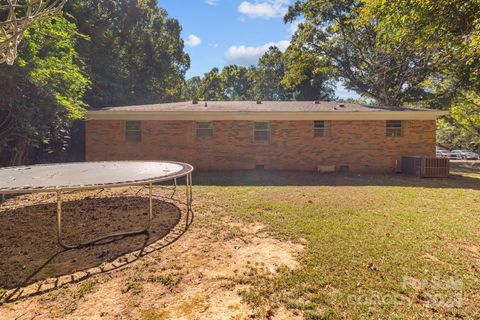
<box><xmin>0</xmin><ymin>161</ymin><xmax>193</xmax><ymax>249</ymax></box>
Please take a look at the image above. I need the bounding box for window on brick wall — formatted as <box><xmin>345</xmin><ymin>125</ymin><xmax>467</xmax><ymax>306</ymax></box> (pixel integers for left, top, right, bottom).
<box><xmin>254</xmin><ymin>121</ymin><xmax>270</xmax><ymax>141</ymax></box>
<box><xmin>196</xmin><ymin>122</ymin><xmax>213</xmax><ymax>137</ymax></box>
<box><xmin>314</xmin><ymin>120</ymin><xmax>331</xmax><ymax>137</ymax></box>
<box><xmin>125</xmin><ymin>121</ymin><xmax>141</xmax><ymax>143</ymax></box>
<box><xmin>386</xmin><ymin>120</ymin><xmax>402</xmax><ymax>137</ymax></box>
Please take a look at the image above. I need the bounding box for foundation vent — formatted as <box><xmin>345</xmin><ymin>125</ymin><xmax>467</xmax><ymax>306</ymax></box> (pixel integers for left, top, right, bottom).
<box><xmin>317</xmin><ymin>165</ymin><xmax>335</xmax><ymax>173</ymax></box>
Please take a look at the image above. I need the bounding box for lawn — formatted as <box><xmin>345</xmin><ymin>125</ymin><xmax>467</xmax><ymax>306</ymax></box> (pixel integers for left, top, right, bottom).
<box><xmin>1</xmin><ymin>164</ymin><xmax>479</xmax><ymax>319</ymax></box>
<box><xmin>193</xmin><ymin>166</ymin><xmax>480</xmax><ymax>319</ymax></box>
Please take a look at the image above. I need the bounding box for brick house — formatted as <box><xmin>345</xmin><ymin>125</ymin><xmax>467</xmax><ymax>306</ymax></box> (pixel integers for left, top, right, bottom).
<box><xmin>86</xmin><ymin>101</ymin><xmax>447</xmax><ymax>172</ymax></box>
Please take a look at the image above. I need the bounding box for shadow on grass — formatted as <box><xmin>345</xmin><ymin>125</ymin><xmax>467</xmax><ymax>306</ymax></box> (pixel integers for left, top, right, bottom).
<box><xmin>192</xmin><ymin>169</ymin><xmax>480</xmax><ymax>190</ymax></box>
<box><xmin>0</xmin><ymin>195</ymin><xmax>193</xmax><ymax>303</ymax></box>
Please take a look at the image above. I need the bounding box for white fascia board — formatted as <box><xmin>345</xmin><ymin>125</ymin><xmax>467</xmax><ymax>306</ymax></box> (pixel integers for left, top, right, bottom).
<box><xmin>86</xmin><ymin>110</ymin><xmax>449</xmax><ymax>121</ymax></box>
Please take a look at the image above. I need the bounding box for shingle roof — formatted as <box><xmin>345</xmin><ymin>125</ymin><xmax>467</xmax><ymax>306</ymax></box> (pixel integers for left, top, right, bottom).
<box><xmin>88</xmin><ymin>101</ymin><xmax>448</xmax><ymax>121</ymax></box>
<box><xmin>97</xmin><ymin>101</ymin><xmax>430</xmax><ymax>113</ymax></box>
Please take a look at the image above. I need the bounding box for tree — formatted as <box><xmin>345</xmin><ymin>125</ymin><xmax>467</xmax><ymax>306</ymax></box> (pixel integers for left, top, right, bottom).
<box><xmin>0</xmin><ymin>16</ymin><xmax>90</xmax><ymax>166</ymax></box>
<box><xmin>283</xmin><ymin>43</ymin><xmax>335</xmax><ymax>100</ymax></box>
<box><xmin>358</xmin><ymin>0</ymin><xmax>480</xmax><ymax>150</ymax></box>
<box><xmin>449</xmin><ymin>92</ymin><xmax>480</xmax><ymax>152</ymax></box>
<box><xmin>185</xmin><ymin>66</ymin><xmax>255</xmax><ymax>101</ymax></box>
<box><xmin>184</xmin><ymin>47</ymin><xmax>334</xmax><ymax>102</ymax></box>
<box><xmin>285</xmin><ymin>0</ymin><xmax>441</xmax><ymax>106</ymax></box>
<box><xmin>254</xmin><ymin>46</ymin><xmax>291</xmax><ymax>101</ymax></box>
<box><xmin>66</xmin><ymin>0</ymin><xmax>190</xmax><ymax>108</ymax></box>
<box><xmin>437</xmin><ymin>118</ymin><xmax>479</xmax><ymax>152</ymax></box>
<box><xmin>186</xmin><ymin>76</ymin><xmax>203</xmax><ymax>100</ymax></box>
<box><xmin>221</xmin><ymin>65</ymin><xmax>255</xmax><ymax>100</ymax></box>
<box><xmin>360</xmin><ymin>0</ymin><xmax>480</xmax><ymax>97</ymax></box>
<box><xmin>199</xmin><ymin>67</ymin><xmax>227</xmax><ymax>101</ymax></box>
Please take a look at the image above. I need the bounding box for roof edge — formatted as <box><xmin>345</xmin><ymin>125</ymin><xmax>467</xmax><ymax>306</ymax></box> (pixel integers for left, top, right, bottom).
<box><xmin>86</xmin><ymin>110</ymin><xmax>448</xmax><ymax>121</ymax></box>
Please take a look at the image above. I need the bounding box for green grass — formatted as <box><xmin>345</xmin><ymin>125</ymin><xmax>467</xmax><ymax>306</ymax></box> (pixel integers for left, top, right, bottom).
<box><xmin>75</xmin><ymin>279</ymin><xmax>97</xmax><ymax>298</ymax></box>
<box><xmin>147</xmin><ymin>272</ymin><xmax>183</xmax><ymax>288</ymax></box>
<box><xmin>194</xmin><ymin>168</ymin><xmax>480</xmax><ymax>319</ymax></box>
<box><xmin>122</xmin><ymin>271</ymin><xmax>145</xmax><ymax>295</ymax></box>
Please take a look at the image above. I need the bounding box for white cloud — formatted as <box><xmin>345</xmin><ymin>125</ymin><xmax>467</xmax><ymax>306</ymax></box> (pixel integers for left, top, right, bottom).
<box><xmin>205</xmin><ymin>0</ymin><xmax>219</xmax><ymax>5</ymax></box>
<box><xmin>238</xmin><ymin>0</ymin><xmax>288</xmax><ymax>19</ymax></box>
<box><xmin>225</xmin><ymin>40</ymin><xmax>290</xmax><ymax>65</ymax></box>
<box><xmin>185</xmin><ymin>34</ymin><xmax>202</xmax><ymax>47</ymax></box>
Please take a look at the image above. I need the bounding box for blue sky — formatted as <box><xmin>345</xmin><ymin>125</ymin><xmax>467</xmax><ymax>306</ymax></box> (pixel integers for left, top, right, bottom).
<box><xmin>159</xmin><ymin>0</ymin><xmax>359</xmax><ymax>99</ymax></box>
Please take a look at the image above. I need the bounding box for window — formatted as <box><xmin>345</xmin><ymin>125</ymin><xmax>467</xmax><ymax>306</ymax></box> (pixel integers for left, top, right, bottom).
<box><xmin>254</xmin><ymin>121</ymin><xmax>270</xmax><ymax>141</ymax></box>
<box><xmin>125</xmin><ymin>121</ymin><xmax>141</xmax><ymax>143</ymax></box>
<box><xmin>196</xmin><ymin>122</ymin><xmax>213</xmax><ymax>137</ymax></box>
<box><xmin>314</xmin><ymin>121</ymin><xmax>330</xmax><ymax>137</ymax></box>
<box><xmin>386</xmin><ymin>120</ymin><xmax>402</xmax><ymax>137</ymax></box>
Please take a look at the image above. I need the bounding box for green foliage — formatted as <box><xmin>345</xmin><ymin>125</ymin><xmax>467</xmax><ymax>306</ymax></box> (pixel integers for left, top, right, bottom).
<box><xmin>185</xmin><ymin>46</ymin><xmax>334</xmax><ymax>102</ymax></box>
<box><xmin>65</xmin><ymin>0</ymin><xmax>190</xmax><ymax>107</ymax></box>
<box><xmin>283</xmin><ymin>44</ymin><xmax>335</xmax><ymax>100</ymax></box>
<box><xmin>200</xmin><ymin>67</ymin><xmax>228</xmax><ymax>101</ymax></box>
<box><xmin>19</xmin><ymin>17</ymin><xmax>90</xmax><ymax>118</ymax></box>
<box><xmin>221</xmin><ymin>65</ymin><xmax>256</xmax><ymax>100</ymax></box>
<box><xmin>437</xmin><ymin>119</ymin><xmax>479</xmax><ymax>151</ymax></box>
<box><xmin>186</xmin><ymin>76</ymin><xmax>203</xmax><ymax>100</ymax></box>
<box><xmin>285</xmin><ymin>0</ymin><xmax>442</xmax><ymax>105</ymax></box>
<box><xmin>0</xmin><ymin>1</ymin><xmax>192</xmax><ymax>166</ymax></box>
<box><xmin>360</xmin><ymin>0</ymin><xmax>480</xmax><ymax>150</ymax></box>
<box><xmin>0</xmin><ymin>16</ymin><xmax>90</xmax><ymax>165</ymax></box>
<box><xmin>253</xmin><ymin>46</ymin><xmax>291</xmax><ymax>100</ymax></box>
<box><xmin>444</xmin><ymin>92</ymin><xmax>480</xmax><ymax>151</ymax></box>
<box><xmin>286</xmin><ymin>0</ymin><xmax>480</xmax><ymax>148</ymax></box>
<box><xmin>361</xmin><ymin>0</ymin><xmax>480</xmax><ymax>95</ymax></box>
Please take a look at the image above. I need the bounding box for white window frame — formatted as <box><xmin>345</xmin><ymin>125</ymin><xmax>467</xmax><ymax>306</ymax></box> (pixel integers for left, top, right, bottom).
<box><xmin>314</xmin><ymin>120</ymin><xmax>331</xmax><ymax>137</ymax></box>
<box><xmin>125</xmin><ymin>120</ymin><xmax>141</xmax><ymax>143</ymax></box>
<box><xmin>386</xmin><ymin>120</ymin><xmax>403</xmax><ymax>137</ymax></box>
<box><xmin>253</xmin><ymin>121</ymin><xmax>270</xmax><ymax>141</ymax></box>
<box><xmin>196</xmin><ymin>121</ymin><xmax>213</xmax><ymax>138</ymax></box>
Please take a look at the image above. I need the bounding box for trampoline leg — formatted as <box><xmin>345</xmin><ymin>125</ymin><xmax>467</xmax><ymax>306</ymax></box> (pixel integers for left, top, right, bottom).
<box><xmin>184</xmin><ymin>173</ymin><xmax>193</xmax><ymax>227</ymax></box>
<box><xmin>147</xmin><ymin>183</ymin><xmax>153</xmax><ymax>229</ymax></box>
<box><xmin>56</xmin><ymin>190</ymin><xmax>75</xmax><ymax>249</ymax></box>
<box><xmin>189</xmin><ymin>173</ymin><xmax>193</xmax><ymax>211</ymax></box>
<box><xmin>171</xmin><ymin>178</ymin><xmax>178</xmax><ymax>198</ymax></box>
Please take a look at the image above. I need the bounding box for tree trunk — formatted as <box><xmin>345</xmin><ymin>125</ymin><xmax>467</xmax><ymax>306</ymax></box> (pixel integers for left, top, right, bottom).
<box><xmin>9</xmin><ymin>140</ymin><xmax>29</xmax><ymax>166</ymax></box>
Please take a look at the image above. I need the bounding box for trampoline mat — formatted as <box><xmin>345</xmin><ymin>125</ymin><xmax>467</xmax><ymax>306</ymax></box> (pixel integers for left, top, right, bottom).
<box><xmin>0</xmin><ymin>161</ymin><xmax>193</xmax><ymax>193</ymax></box>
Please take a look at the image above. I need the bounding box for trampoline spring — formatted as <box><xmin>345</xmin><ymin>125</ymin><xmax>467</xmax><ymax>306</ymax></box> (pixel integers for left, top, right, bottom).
<box><xmin>135</xmin><ymin>185</ymin><xmax>146</xmax><ymax>195</ymax></box>
<box><xmin>94</xmin><ymin>188</ymin><xmax>105</xmax><ymax>197</ymax></box>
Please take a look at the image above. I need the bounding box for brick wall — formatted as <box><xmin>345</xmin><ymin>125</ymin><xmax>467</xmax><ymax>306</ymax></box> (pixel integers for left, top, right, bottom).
<box><xmin>85</xmin><ymin>120</ymin><xmax>436</xmax><ymax>172</ymax></box>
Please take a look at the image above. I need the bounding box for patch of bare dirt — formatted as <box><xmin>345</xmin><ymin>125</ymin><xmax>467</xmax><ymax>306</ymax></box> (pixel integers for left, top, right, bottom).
<box><xmin>0</xmin><ymin>187</ymin><xmax>303</xmax><ymax>320</ymax></box>
<box><xmin>445</xmin><ymin>239</ymin><xmax>480</xmax><ymax>263</ymax></box>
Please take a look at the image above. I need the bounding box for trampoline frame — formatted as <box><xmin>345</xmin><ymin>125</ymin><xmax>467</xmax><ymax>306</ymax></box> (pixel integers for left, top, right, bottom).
<box><xmin>0</xmin><ymin>161</ymin><xmax>194</xmax><ymax>249</ymax></box>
